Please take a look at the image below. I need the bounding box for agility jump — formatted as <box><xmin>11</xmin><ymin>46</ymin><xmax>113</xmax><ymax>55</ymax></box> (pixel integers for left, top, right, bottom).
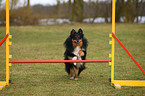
<box><xmin>0</xmin><ymin>0</ymin><xmax>145</xmax><ymax>90</ymax></box>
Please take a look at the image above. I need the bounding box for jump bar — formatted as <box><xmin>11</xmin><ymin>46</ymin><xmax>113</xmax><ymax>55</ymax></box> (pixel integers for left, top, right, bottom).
<box><xmin>9</xmin><ymin>60</ymin><xmax>111</xmax><ymax>63</ymax></box>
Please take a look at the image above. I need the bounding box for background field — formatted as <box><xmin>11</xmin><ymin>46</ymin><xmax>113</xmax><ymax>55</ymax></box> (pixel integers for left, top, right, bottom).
<box><xmin>0</xmin><ymin>24</ymin><xmax>145</xmax><ymax>95</ymax></box>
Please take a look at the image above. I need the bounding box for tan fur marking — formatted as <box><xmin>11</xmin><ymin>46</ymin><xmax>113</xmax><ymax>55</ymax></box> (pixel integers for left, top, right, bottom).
<box><xmin>70</xmin><ymin>67</ymin><xmax>74</xmax><ymax>78</ymax></box>
<box><xmin>72</xmin><ymin>39</ymin><xmax>83</xmax><ymax>48</ymax></box>
<box><xmin>74</xmin><ymin>68</ymin><xmax>79</xmax><ymax>79</ymax></box>
<box><xmin>78</xmin><ymin>50</ymin><xmax>84</xmax><ymax>56</ymax></box>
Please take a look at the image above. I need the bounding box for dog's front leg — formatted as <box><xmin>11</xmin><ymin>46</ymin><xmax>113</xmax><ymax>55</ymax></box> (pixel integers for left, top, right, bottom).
<box><xmin>70</xmin><ymin>67</ymin><xmax>74</xmax><ymax>79</ymax></box>
<box><xmin>74</xmin><ymin>68</ymin><xmax>79</xmax><ymax>80</ymax></box>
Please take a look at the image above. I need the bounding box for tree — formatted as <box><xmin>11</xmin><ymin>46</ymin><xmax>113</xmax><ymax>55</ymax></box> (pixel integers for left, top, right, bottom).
<box><xmin>124</xmin><ymin>0</ymin><xmax>136</xmax><ymax>23</ymax></box>
<box><xmin>10</xmin><ymin>0</ymin><xmax>19</xmax><ymax>24</ymax></box>
<box><xmin>134</xmin><ymin>0</ymin><xmax>143</xmax><ymax>23</ymax></box>
<box><xmin>91</xmin><ymin>0</ymin><xmax>99</xmax><ymax>23</ymax></box>
<box><xmin>10</xmin><ymin>0</ymin><xmax>19</xmax><ymax>10</ymax></box>
<box><xmin>115</xmin><ymin>0</ymin><xmax>124</xmax><ymax>22</ymax></box>
<box><xmin>139</xmin><ymin>0</ymin><xmax>145</xmax><ymax>22</ymax></box>
<box><xmin>27</xmin><ymin>0</ymin><xmax>30</xmax><ymax>7</ymax></box>
<box><xmin>104</xmin><ymin>1</ymin><xmax>110</xmax><ymax>23</ymax></box>
<box><xmin>68</xmin><ymin>0</ymin><xmax>73</xmax><ymax>21</ymax></box>
<box><xmin>0</xmin><ymin>0</ymin><xmax>5</xmax><ymax>26</ymax></box>
<box><xmin>0</xmin><ymin>0</ymin><xmax>2</xmax><ymax>9</ymax></box>
<box><xmin>55</xmin><ymin>0</ymin><xmax>60</xmax><ymax>18</ymax></box>
<box><xmin>73</xmin><ymin>0</ymin><xmax>84</xmax><ymax>22</ymax></box>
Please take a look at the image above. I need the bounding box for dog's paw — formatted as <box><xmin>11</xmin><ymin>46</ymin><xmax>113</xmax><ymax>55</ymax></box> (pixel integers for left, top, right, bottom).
<box><xmin>70</xmin><ymin>77</ymin><xmax>74</xmax><ymax>80</ymax></box>
<box><xmin>72</xmin><ymin>56</ymin><xmax>77</xmax><ymax>60</ymax></box>
<box><xmin>78</xmin><ymin>50</ymin><xmax>84</xmax><ymax>56</ymax></box>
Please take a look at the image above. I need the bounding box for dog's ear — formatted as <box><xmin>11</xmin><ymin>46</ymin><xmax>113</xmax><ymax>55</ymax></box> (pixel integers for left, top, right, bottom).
<box><xmin>70</xmin><ymin>29</ymin><xmax>76</xmax><ymax>38</ymax></box>
<box><xmin>78</xmin><ymin>28</ymin><xmax>84</xmax><ymax>38</ymax></box>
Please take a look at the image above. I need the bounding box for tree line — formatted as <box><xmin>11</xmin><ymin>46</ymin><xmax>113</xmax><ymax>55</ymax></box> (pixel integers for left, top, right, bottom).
<box><xmin>0</xmin><ymin>0</ymin><xmax>145</xmax><ymax>25</ymax></box>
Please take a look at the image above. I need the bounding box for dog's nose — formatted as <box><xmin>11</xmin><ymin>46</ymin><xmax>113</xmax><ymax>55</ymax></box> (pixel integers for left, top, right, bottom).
<box><xmin>76</xmin><ymin>40</ymin><xmax>79</xmax><ymax>45</ymax></box>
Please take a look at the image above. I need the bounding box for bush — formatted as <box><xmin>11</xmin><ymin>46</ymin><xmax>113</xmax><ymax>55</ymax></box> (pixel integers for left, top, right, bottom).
<box><xmin>0</xmin><ymin>9</ymin><xmax>6</xmax><ymax>26</ymax></box>
<box><xmin>10</xmin><ymin>7</ymin><xmax>39</xmax><ymax>25</ymax></box>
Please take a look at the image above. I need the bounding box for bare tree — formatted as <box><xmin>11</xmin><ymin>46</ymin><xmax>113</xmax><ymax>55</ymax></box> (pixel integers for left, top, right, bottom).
<box><xmin>27</xmin><ymin>0</ymin><xmax>30</xmax><ymax>7</ymax></box>
<box><xmin>0</xmin><ymin>0</ymin><xmax>5</xmax><ymax>25</ymax></box>
<box><xmin>55</xmin><ymin>0</ymin><xmax>60</xmax><ymax>18</ymax></box>
<box><xmin>73</xmin><ymin>0</ymin><xmax>84</xmax><ymax>22</ymax></box>
<box><xmin>91</xmin><ymin>0</ymin><xmax>99</xmax><ymax>23</ymax></box>
<box><xmin>140</xmin><ymin>0</ymin><xmax>145</xmax><ymax>22</ymax></box>
<box><xmin>68</xmin><ymin>0</ymin><xmax>73</xmax><ymax>21</ymax></box>
<box><xmin>10</xmin><ymin>0</ymin><xmax>19</xmax><ymax>10</ymax></box>
<box><xmin>124</xmin><ymin>0</ymin><xmax>136</xmax><ymax>23</ymax></box>
<box><xmin>115</xmin><ymin>0</ymin><xmax>124</xmax><ymax>22</ymax></box>
<box><xmin>104</xmin><ymin>1</ymin><xmax>110</xmax><ymax>23</ymax></box>
<box><xmin>134</xmin><ymin>0</ymin><xmax>143</xmax><ymax>23</ymax></box>
<box><xmin>0</xmin><ymin>0</ymin><xmax>2</xmax><ymax>9</ymax></box>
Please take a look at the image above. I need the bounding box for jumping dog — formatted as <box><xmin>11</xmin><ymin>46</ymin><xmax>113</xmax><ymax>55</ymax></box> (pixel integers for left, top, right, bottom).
<box><xmin>64</xmin><ymin>28</ymin><xmax>88</xmax><ymax>80</ymax></box>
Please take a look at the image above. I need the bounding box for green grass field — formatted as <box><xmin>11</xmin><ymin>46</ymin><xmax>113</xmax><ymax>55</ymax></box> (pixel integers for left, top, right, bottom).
<box><xmin>0</xmin><ymin>24</ymin><xmax>145</xmax><ymax>95</ymax></box>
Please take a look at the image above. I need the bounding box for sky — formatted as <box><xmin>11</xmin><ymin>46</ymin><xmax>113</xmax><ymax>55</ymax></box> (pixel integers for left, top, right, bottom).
<box><xmin>30</xmin><ymin>0</ymin><xmax>92</xmax><ymax>5</ymax></box>
<box><xmin>28</xmin><ymin>0</ymin><xmax>106</xmax><ymax>6</ymax></box>
<box><xmin>30</xmin><ymin>0</ymin><xmax>57</xmax><ymax>5</ymax></box>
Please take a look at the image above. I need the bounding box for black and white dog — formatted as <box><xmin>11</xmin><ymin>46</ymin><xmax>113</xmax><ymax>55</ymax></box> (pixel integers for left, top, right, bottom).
<box><xmin>64</xmin><ymin>28</ymin><xmax>88</xmax><ymax>80</ymax></box>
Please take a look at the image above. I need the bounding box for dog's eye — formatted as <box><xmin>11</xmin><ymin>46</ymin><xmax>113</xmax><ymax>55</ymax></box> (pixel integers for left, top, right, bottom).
<box><xmin>73</xmin><ymin>41</ymin><xmax>77</xmax><ymax>43</ymax></box>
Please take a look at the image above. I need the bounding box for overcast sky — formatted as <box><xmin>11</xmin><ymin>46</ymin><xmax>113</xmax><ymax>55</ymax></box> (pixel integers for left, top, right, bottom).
<box><xmin>30</xmin><ymin>0</ymin><xmax>57</xmax><ymax>5</ymax></box>
<box><xmin>27</xmin><ymin>0</ymin><xmax>108</xmax><ymax>6</ymax></box>
<box><xmin>29</xmin><ymin>0</ymin><xmax>92</xmax><ymax>5</ymax></box>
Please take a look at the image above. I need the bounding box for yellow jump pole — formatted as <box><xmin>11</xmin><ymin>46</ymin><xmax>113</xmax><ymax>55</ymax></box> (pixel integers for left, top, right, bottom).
<box><xmin>110</xmin><ymin>0</ymin><xmax>115</xmax><ymax>86</ymax></box>
<box><xmin>6</xmin><ymin>0</ymin><xmax>12</xmax><ymax>86</ymax></box>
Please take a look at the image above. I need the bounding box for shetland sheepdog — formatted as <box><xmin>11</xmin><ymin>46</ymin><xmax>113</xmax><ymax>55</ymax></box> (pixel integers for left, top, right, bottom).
<box><xmin>64</xmin><ymin>28</ymin><xmax>88</xmax><ymax>80</ymax></box>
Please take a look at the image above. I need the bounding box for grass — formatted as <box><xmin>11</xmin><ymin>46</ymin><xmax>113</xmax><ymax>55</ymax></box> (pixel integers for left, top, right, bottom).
<box><xmin>0</xmin><ymin>24</ymin><xmax>145</xmax><ymax>95</ymax></box>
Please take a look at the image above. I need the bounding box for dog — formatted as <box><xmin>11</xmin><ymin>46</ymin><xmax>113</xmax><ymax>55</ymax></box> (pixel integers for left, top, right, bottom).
<box><xmin>64</xmin><ymin>28</ymin><xmax>88</xmax><ymax>80</ymax></box>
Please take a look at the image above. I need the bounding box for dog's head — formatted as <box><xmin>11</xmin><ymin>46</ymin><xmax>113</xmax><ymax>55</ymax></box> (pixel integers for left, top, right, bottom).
<box><xmin>70</xmin><ymin>28</ymin><xmax>84</xmax><ymax>48</ymax></box>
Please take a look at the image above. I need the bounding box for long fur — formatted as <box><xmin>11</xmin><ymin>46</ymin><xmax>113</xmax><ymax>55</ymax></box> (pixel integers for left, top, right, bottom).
<box><xmin>64</xmin><ymin>30</ymin><xmax>88</xmax><ymax>76</ymax></box>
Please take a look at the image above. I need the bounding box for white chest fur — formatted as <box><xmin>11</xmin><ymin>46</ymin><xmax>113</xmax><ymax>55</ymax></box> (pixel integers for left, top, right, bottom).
<box><xmin>72</xmin><ymin>47</ymin><xmax>83</xmax><ymax>68</ymax></box>
<box><xmin>73</xmin><ymin>46</ymin><xmax>81</xmax><ymax>56</ymax></box>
